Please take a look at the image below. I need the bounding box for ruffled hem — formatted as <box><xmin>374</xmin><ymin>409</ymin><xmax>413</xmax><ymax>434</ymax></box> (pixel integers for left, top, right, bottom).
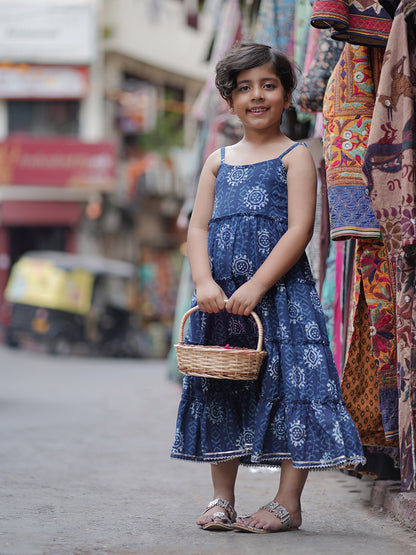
<box><xmin>170</xmin><ymin>451</ymin><xmax>366</xmax><ymax>471</ymax></box>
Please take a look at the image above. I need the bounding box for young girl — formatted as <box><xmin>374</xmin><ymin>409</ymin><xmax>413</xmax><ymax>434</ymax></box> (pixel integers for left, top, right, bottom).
<box><xmin>171</xmin><ymin>41</ymin><xmax>365</xmax><ymax>533</ymax></box>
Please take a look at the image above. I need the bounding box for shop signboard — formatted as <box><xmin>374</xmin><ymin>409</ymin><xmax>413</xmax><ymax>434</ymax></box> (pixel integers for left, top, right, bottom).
<box><xmin>0</xmin><ymin>135</ymin><xmax>116</xmax><ymax>191</ymax></box>
<box><xmin>0</xmin><ymin>0</ymin><xmax>96</xmax><ymax>64</ymax></box>
<box><xmin>0</xmin><ymin>64</ymin><xmax>89</xmax><ymax>99</ymax></box>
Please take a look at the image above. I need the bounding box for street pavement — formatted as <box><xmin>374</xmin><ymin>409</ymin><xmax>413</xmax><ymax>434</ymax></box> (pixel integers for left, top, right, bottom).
<box><xmin>1</xmin><ymin>346</ymin><xmax>416</xmax><ymax>555</ymax></box>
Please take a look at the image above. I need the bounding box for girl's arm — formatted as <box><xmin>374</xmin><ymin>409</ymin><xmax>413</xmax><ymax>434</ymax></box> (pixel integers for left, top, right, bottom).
<box><xmin>226</xmin><ymin>144</ymin><xmax>317</xmax><ymax>315</ymax></box>
<box><xmin>187</xmin><ymin>150</ymin><xmax>228</xmax><ymax>313</ymax></box>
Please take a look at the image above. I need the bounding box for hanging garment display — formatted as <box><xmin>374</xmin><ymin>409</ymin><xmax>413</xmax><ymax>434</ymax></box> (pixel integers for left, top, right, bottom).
<box><xmin>341</xmin><ymin>284</ymin><xmax>392</xmax><ymax>446</ymax></box>
<box><xmin>355</xmin><ymin>238</ymin><xmax>398</xmax><ymax>441</ymax></box>
<box><xmin>311</xmin><ymin>0</ymin><xmax>393</xmax><ymax>46</ymax></box>
<box><xmin>296</xmin><ymin>28</ymin><xmax>344</xmax><ymax>114</ymax></box>
<box><xmin>322</xmin><ymin>43</ymin><xmax>383</xmax><ymax>241</ymax></box>
<box><xmin>361</xmin><ymin>0</ymin><xmax>416</xmax><ymax>491</ymax></box>
<box><xmin>254</xmin><ymin>0</ymin><xmax>295</xmax><ymax>54</ymax></box>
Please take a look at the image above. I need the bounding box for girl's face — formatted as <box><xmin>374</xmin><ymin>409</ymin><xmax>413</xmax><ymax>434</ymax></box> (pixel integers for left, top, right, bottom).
<box><xmin>227</xmin><ymin>62</ymin><xmax>291</xmax><ymax>131</ymax></box>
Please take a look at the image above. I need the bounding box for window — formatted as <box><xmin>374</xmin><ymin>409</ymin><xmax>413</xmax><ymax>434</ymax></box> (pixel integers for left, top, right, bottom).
<box><xmin>8</xmin><ymin>100</ymin><xmax>80</xmax><ymax>136</ymax></box>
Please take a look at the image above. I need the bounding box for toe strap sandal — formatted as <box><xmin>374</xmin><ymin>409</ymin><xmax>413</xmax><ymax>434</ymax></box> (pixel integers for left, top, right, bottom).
<box><xmin>233</xmin><ymin>501</ymin><xmax>292</xmax><ymax>534</ymax></box>
<box><xmin>200</xmin><ymin>497</ymin><xmax>237</xmax><ymax>531</ymax></box>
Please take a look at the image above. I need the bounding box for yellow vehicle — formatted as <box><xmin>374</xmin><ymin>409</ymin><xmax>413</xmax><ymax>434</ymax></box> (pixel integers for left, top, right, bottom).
<box><xmin>2</xmin><ymin>251</ymin><xmax>140</xmax><ymax>356</ymax></box>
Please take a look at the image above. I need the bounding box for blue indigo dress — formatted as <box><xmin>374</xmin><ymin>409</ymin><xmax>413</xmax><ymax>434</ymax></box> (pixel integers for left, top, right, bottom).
<box><xmin>171</xmin><ymin>144</ymin><xmax>365</xmax><ymax>470</ymax></box>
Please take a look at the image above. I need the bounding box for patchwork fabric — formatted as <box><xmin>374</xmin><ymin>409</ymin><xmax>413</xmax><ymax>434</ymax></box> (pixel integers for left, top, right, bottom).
<box><xmin>362</xmin><ymin>0</ymin><xmax>416</xmax><ymax>491</ymax></box>
<box><xmin>311</xmin><ymin>0</ymin><xmax>393</xmax><ymax>46</ymax></box>
<box><xmin>323</xmin><ymin>43</ymin><xmax>383</xmax><ymax>240</ymax></box>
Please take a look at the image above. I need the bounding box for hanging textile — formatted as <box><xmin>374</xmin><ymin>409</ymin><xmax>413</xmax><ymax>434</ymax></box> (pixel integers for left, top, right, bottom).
<box><xmin>296</xmin><ymin>28</ymin><xmax>344</xmax><ymax>114</ymax></box>
<box><xmin>192</xmin><ymin>0</ymin><xmax>242</xmax><ymax>121</ymax></box>
<box><xmin>356</xmin><ymin>239</ymin><xmax>398</xmax><ymax>441</ymax></box>
<box><xmin>311</xmin><ymin>0</ymin><xmax>393</xmax><ymax>46</ymax></box>
<box><xmin>361</xmin><ymin>0</ymin><xmax>416</xmax><ymax>491</ymax></box>
<box><xmin>254</xmin><ymin>0</ymin><xmax>295</xmax><ymax>54</ymax></box>
<box><xmin>293</xmin><ymin>0</ymin><xmax>313</xmax><ymax>69</ymax></box>
<box><xmin>322</xmin><ymin>43</ymin><xmax>383</xmax><ymax>241</ymax></box>
<box><xmin>341</xmin><ymin>285</ymin><xmax>391</xmax><ymax>446</ymax></box>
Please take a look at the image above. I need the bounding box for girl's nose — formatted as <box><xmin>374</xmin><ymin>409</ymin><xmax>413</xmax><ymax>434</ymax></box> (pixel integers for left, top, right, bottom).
<box><xmin>252</xmin><ymin>85</ymin><xmax>264</xmax><ymax>100</ymax></box>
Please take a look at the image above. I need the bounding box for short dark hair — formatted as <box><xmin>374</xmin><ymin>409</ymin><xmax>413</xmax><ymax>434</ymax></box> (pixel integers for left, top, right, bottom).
<box><xmin>215</xmin><ymin>41</ymin><xmax>297</xmax><ymax>103</ymax></box>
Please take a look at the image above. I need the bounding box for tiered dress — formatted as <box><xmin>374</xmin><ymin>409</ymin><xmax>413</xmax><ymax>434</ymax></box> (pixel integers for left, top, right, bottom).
<box><xmin>171</xmin><ymin>144</ymin><xmax>365</xmax><ymax>470</ymax></box>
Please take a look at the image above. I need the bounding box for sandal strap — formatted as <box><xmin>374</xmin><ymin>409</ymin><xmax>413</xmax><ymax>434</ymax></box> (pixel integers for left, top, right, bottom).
<box><xmin>205</xmin><ymin>498</ymin><xmax>237</xmax><ymax>521</ymax></box>
<box><xmin>260</xmin><ymin>501</ymin><xmax>292</xmax><ymax>531</ymax></box>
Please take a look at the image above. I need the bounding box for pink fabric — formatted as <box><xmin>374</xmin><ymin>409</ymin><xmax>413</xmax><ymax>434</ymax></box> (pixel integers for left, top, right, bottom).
<box><xmin>333</xmin><ymin>240</ymin><xmax>345</xmax><ymax>375</ymax></box>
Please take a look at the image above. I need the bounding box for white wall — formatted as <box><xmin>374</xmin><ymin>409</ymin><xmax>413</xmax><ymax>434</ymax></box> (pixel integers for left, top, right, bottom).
<box><xmin>102</xmin><ymin>0</ymin><xmax>214</xmax><ymax>82</ymax></box>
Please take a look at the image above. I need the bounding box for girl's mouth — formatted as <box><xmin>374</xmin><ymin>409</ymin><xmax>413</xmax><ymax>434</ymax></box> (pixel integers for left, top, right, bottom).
<box><xmin>248</xmin><ymin>107</ymin><xmax>268</xmax><ymax>114</ymax></box>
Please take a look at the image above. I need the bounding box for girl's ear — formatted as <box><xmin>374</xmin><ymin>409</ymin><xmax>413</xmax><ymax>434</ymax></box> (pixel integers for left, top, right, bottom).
<box><xmin>226</xmin><ymin>99</ymin><xmax>235</xmax><ymax>115</ymax></box>
<box><xmin>284</xmin><ymin>90</ymin><xmax>292</xmax><ymax>109</ymax></box>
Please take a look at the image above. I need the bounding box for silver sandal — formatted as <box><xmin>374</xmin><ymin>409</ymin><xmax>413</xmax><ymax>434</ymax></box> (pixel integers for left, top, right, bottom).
<box><xmin>200</xmin><ymin>497</ymin><xmax>237</xmax><ymax>531</ymax></box>
<box><xmin>232</xmin><ymin>501</ymin><xmax>292</xmax><ymax>533</ymax></box>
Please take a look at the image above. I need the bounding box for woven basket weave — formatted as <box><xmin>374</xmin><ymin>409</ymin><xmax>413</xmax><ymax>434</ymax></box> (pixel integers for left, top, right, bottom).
<box><xmin>175</xmin><ymin>305</ymin><xmax>267</xmax><ymax>380</ymax></box>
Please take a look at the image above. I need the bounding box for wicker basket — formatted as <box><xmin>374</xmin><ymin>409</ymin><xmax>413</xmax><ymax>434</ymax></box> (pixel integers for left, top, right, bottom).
<box><xmin>175</xmin><ymin>305</ymin><xmax>267</xmax><ymax>380</ymax></box>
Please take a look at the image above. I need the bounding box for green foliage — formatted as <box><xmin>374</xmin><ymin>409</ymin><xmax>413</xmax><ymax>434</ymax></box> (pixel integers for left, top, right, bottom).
<box><xmin>136</xmin><ymin>108</ymin><xmax>184</xmax><ymax>157</ymax></box>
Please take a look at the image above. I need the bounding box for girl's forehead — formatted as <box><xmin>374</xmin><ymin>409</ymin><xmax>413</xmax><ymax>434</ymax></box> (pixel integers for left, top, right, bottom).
<box><xmin>235</xmin><ymin>62</ymin><xmax>279</xmax><ymax>82</ymax></box>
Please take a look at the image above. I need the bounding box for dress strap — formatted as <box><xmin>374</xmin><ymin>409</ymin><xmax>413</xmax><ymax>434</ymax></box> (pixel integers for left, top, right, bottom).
<box><xmin>278</xmin><ymin>142</ymin><xmax>305</xmax><ymax>160</ymax></box>
<box><xmin>220</xmin><ymin>147</ymin><xmax>226</xmax><ymax>164</ymax></box>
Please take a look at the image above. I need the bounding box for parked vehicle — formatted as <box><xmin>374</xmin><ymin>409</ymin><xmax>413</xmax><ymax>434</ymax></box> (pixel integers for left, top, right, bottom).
<box><xmin>1</xmin><ymin>251</ymin><xmax>143</xmax><ymax>357</ymax></box>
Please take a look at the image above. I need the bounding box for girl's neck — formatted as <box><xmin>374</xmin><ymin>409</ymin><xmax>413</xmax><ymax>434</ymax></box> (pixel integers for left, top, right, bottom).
<box><xmin>241</xmin><ymin>127</ymin><xmax>285</xmax><ymax>147</ymax></box>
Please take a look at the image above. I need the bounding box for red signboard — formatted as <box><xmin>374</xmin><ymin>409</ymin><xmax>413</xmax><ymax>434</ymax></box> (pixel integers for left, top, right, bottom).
<box><xmin>0</xmin><ymin>135</ymin><xmax>117</xmax><ymax>191</ymax></box>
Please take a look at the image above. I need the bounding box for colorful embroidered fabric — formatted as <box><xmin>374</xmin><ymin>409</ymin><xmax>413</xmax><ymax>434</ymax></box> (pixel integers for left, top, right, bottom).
<box><xmin>171</xmin><ymin>145</ymin><xmax>365</xmax><ymax>470</ymax></box>
<box><xmin>361</xmin><ymin>0</ymin><xmax>416</xmax><ymax>491</ymax></box>
<box><xmin>341</xmin><ymin>285</ymin><xmax>394</xmax><ymax>446</ymax></box>
<box><xmin>311</xmin><ymin>0</ymin><xmax>393</xmax><ymax>46</ymax></box>
<box><xmin>322</xmin><ymin>43</ymin><xmax>382</xmax><ymax>241</ymax></box>
<box><xmin>355</xmin><ymin>239</ymin><xmax>398</xmax><ymax>441</ymax></box>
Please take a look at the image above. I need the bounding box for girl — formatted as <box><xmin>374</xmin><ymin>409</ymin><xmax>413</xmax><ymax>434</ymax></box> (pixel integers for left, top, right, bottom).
<box><xmin>171</xmin><ymin>41</ymin><xmax>365</xmax><ymax>534</ymax></box>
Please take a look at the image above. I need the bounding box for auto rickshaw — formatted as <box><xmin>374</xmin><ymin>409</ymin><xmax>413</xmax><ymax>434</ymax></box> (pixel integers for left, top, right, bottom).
<box><xmin>2</xmin><ymin>251</ymin><xmax>142</xmax><ymax>356</ymax></box>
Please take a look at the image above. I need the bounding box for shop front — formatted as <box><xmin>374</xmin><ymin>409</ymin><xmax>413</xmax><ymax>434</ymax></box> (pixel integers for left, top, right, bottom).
<box><xmin>0</xmin><ymin>134</ymin><xmax>117</xmax><ymax>304</ymax></box>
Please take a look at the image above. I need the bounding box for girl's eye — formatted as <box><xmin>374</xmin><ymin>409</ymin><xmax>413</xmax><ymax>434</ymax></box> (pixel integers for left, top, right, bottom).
<box><xmin>264</xmin><ymin>83</ymin><xmax>275</xmax><ymax>89</ymax></box>
<box><xmin>238</xmin><ymin>85</ymin><xmax>250</xmax><ymax>92</ymax></box>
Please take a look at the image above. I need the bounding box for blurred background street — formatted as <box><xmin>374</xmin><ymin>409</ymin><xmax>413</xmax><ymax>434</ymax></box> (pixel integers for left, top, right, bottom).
<box><xmin>1</xmin><ymin>1</ymin><xmax>416</xmax><ymax>552</ymax></box>
<box><xmin>1</xmin><ymin>345</ymin><xmax>416</xmax><ymax>555</ymax></box>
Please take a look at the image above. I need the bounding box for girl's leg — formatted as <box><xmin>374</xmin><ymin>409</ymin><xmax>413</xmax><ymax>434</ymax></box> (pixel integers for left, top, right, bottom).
<box><xmin>237</xmin><ymin>459</ymin><xmax>308</xmax><ymax>531</ymax></box>
<box><xmin>196</xmin><ymin>458</ymin><xmax>239</xmax><ymax>525</ymax></box>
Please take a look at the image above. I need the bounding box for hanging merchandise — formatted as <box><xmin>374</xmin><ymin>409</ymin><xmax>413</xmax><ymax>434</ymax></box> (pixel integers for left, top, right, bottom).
<box><xmin>293</xmin><ymin>0</ymin><xmax>313</xmax><ymax>69</ymax></box>
<box><xmin>322</xmin><ymin>43</ymin><xmax>383</xmax><ymax>241</ymax></box>
<box><xmin>311</xmin><ymin>0</ymin><xmax>393</xmax><ymax>46</ymax></box>
<box><xmin>361</xmin><ymin>0</ymin><xmax>416</xmax><ymax>492</ymax></box>
<box><xmin>351</xmin><ymin>239</ymin><xmax>398</xmax><ymax>442</ymax></box>
<box><xmin>254</xmin><ymin>0</ymin><xmax>295</xmax><ymax>54</ymax></box>
<box><xmin>341</xmin><ymin>285</ymin><xmax>394</xmax><ymax>447</ymax></box>
<box><xmin>296</xmin><ymin>28</ymin><xmax>344</xmax><ymax>114</ymax></box>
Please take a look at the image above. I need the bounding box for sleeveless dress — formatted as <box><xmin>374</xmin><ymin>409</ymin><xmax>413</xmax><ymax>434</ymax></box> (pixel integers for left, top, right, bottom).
<box><xmin>171</xmin><ymin>144</ymin><xmax>365</xmax><ymax>470</ymax></box>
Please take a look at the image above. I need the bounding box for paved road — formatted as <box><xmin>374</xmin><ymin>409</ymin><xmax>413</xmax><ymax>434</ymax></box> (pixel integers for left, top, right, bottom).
<box><xmin>1</xmin><ymin>346</ymin><xmax>415</xmax><ymax>554</ymax></box>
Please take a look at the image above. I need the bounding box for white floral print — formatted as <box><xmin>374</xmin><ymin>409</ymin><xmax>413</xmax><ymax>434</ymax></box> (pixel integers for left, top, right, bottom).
<box><xmin>289</xmin><ymin>365</ymin><xmax>306</xmax><ymax>389</ymax></box>
<box><xmin>288</xmin><ymin>300</ymin><xmax>303</xmax><ymax>323</ymax></box>
<box><xmin>289</xmin><ymin>420</ymin><xmax>306</xmax><ymax>447</ymax></box>
<box><xmin>217</xmin><ymin>223</ymin><xmax>234</xmax><ymax>249</ymax></box>
<box><xmin>244</xmin><ymin>186</ymin><xmax>269</xmax><ymax>210</ymax></box>
<box><xmin>227</xmin><ymin>166</ymin><xmax>250</xmax><ymax>187</ymax></box>
<box><xmin>232</xmin><ymin>254</ymin><xmax>253</xmax><ymax>277</ymax></box>
<box><xmin>303</xmin><ymin>345</ymin><xmax>324</xmax><ymax>369</ymax></box>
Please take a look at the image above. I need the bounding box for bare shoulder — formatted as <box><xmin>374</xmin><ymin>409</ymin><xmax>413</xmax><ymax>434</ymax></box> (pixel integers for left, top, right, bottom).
<box><xmin>203</xmin><ymin>148</ymin><xmax>222</xmax><ymax>177</ymax></box>
<box><xmin>285</xmin><ymin>143</ymin><xmax>316</xmax><ymax>173</ymax></box>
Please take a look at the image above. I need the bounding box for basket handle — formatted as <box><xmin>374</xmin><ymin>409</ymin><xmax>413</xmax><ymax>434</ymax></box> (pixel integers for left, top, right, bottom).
<box><xmin>178</xmin><ymin>305</ymin><xmax>264</xmax><ymax>352</ymax></box>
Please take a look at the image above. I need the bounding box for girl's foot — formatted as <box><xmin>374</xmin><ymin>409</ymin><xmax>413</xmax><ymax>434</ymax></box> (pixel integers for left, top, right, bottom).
<box><xmin>233</xmin><ymin>500</ymin><xmax>301</xmax><ymax>533</ymax></box>
<box><xmin>196</xmin><ymin>498</ymin><xmax>237</xmax><ymax>530</ymax></box>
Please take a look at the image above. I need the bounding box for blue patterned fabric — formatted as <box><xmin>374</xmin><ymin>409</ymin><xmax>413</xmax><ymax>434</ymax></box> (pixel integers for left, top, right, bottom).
<box><xmin>171</xmin><ymin>144</ymin><xmax>365</xmax><ymax>470</ymax></box>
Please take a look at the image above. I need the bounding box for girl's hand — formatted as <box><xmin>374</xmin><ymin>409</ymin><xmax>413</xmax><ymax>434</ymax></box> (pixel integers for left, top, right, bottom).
<box><xmin>225</xmin><ymin>279</ymin><xmax>264</xmax><ymax>316</ymax></box>
<box><xmin>196</xmin><ymin>280</ymin><xmax>228</xmax><ymax>313</ymax></box>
